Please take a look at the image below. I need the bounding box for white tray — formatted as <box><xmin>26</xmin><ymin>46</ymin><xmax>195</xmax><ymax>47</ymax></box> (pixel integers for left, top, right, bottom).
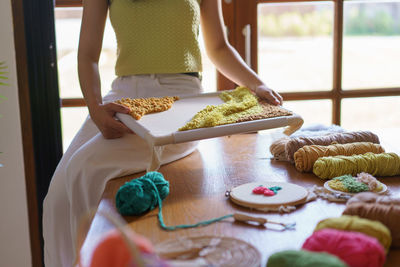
<box><xmin>116</xmin><ymin>91</ymin><xmax>303</xmax><ymax>146</ymax></box>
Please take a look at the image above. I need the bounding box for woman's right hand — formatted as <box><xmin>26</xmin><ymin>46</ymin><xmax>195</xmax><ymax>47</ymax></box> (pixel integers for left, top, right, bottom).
<box><xmin>89</xmin><ymin>103</ymin><xmax>134</xmax><ymax>139</ymax></box>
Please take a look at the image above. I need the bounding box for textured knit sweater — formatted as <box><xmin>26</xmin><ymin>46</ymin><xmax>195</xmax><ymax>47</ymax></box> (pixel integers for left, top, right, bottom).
<box><xmin>109</xmin><ymin>0</ymin><xmax>202</xmax><ymax>76</ymax></box>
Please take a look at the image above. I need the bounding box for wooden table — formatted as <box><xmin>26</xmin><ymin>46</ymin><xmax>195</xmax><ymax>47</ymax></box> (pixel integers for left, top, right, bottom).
<box><xmin>83</xmin><ymin>129</ymin><xmax>400</xmax><ymax>266</ymax></box>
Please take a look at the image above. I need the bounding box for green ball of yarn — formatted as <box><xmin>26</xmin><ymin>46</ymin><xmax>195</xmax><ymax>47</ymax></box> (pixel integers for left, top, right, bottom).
<box><xmin>116</xmin><ymin>171</ymin><xmax>169</xmax><ymax>216</ymax></box>
<box><xmin>267</xmin><ymin>250</ymin><xmax>348</xmax><ymax>267</ymax></box>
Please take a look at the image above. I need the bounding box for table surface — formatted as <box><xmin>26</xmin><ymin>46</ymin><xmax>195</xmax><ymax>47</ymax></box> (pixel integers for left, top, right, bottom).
<box><xmin>83</xmin><ymin>128</ymin><xmax>400</xmax><ymax>266</ymax></box>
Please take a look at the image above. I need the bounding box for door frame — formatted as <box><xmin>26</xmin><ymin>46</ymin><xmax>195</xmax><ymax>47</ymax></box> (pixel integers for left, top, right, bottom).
<box><xmin>11</xmin><ymin>0</ymin><xmax>63</xmax><ymax>266</ymax></box>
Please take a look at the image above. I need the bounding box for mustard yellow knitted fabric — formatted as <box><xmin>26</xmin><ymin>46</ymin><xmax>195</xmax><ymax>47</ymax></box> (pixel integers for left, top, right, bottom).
<box><xmin>294</xmin><ymin>142</ymin><xmax>385</xmax><ymax>172</ymax></box>
<box><xmin>179</xmin><ymin>87</ymin><xmax>262</xmax><ymax>131</ymax></box>
<box><xmin>313</xmin><ymin>152</ymin><xmax>400</xmax><ymax>179</ymax></box>
<box><xmin>315</xmin><ymin>215</ymin><xmax>392</xmax><ymax>252</ymax></box>
<box><xmin>109</xmin><ymin>0</ymin><xmax>202</xmax><ymax>76</ymax></box>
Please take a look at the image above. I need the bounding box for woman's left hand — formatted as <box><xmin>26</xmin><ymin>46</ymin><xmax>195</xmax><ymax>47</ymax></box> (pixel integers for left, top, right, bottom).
<box><xmin>255</xmin><ymin>84</ymin><xmax>283</xmax><ymax>106</ymax></box>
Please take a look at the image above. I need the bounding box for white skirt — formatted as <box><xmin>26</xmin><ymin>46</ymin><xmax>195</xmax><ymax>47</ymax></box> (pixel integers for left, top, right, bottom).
<box><xmin>43</xmin><ymin>73</ymin><xmax>203</xmax><ymax>267</ymax></box>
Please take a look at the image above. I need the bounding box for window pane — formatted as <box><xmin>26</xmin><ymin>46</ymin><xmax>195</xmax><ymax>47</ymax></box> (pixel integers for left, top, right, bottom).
<box><xmin>55</xmin><ymin>8</ymin><xmax>216</xmax><ymax>97</ymax></box>
<box><xmin>199</xmin><ymin>28</ymin><xmax>217</xmax><ymax>93</ymax></box>
<box><xmin>284</xmin><ymin>99</ymin><xmax>332</xmax><ymax>126</ymax></box>
<box><xmin>60</xmin><ymin>107</ymin><xmax>88</xmax><ymax>151</ymax></box>
<box><xmin>257</xmin><ymin>2</ymin><xmax>334</xmax><ymax>92</ymax></box>
<box><xmin>55</xmin><ymin>7</ymin><xmax>117</xmax><ymax>99</ymax></box>
<box><xmin>342</xmin><ymin>1</ymin><xmax>400</xmax><ymax>89</ymax></box>
<box><xmin>341</xmin><ymin>96</ymin><xmax>400</xmax><ymax>130</ymax></box>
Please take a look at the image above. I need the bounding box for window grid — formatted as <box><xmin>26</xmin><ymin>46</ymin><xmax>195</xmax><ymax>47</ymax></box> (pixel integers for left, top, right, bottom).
<box><xmin>56</xmin><ymin>0</ymin><xmax>400</xmax><ymax>125</ymax></box>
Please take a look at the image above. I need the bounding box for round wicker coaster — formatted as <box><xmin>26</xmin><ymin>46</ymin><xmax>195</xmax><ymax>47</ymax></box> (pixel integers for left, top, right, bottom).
<box><xmin>155</xmin><ymin>235</ymin><xmax>261</xmax><ymax>267</ymax></box>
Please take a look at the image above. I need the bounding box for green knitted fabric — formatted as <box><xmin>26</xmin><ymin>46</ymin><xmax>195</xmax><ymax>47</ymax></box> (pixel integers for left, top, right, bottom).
<box><xmin>267</xmin><ymin>250</ymin><xmax>348</xmax><ymax>267</ymax></box>
<box><xmin>109</xmin><ymin>0</ymin><xmax>202</xmax><ymax>76</ymax></box>
<box><xmin>116</xmin><ymin>171</ymin><xmax>169</xmax><ymax>216</ymax></box>
<box><xmin>330</xmin><ymin>175</ymin><xmax>369</xmax><ymax>193</ymax></box>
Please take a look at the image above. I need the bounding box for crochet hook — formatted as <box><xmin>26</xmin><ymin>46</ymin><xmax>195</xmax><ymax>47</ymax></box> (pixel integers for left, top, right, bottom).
<box><xmin>233</xmin><ymin>213</ymin><xmax>296</xmax><ymax>230</ymax></box>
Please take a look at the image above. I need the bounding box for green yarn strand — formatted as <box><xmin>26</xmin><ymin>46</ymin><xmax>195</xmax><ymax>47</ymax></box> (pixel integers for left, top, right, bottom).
<box><xmin>116</xmin><ymin>171</ymin><xmax>233</xmax><ymax>230</ymax></box>
<box><xmin>148</xmin><ymin>179</ymin><xmax>233</xmax><ymax>231</ymax></box>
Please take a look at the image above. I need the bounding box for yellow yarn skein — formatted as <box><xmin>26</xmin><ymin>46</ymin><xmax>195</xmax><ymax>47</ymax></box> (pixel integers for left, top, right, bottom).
<box><xmin>294</xmin><ymin>142</ymin><xmax>384</xmax><ymax>172</ymax></box>
<box><xmin>315</xmin><ymin>215</ymin><xmax>392</xmax><ymax>252</ymax></box>
<box><xmin>313</xmin><ymin>152</ymin><xmax>400</xmax><ymax>179</ymax></box>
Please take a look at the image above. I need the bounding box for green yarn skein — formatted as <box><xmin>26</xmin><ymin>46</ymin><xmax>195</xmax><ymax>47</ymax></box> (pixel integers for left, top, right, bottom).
<box><xmin>116</xmin><ymin>171</ymin><xmax>169</xmax><ymax>216</ymax></box>
<box><xmin>267</xmin><ymin>250</ymin><xmax>348</xmax><ymax>267</ymax></box>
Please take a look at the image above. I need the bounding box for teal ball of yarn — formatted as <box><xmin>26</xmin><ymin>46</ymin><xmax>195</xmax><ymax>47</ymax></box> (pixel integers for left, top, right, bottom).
<box><xmin>115</xmin><ymin>171</ymin><xmax>169</xmax><ymax>216</ymax></box>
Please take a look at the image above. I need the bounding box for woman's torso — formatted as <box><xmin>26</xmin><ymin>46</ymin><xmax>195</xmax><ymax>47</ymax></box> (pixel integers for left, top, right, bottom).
<box><xmin>109</xmin><ymin>0</ymin><xmax>203</xmax><ymax>77</ymax></box>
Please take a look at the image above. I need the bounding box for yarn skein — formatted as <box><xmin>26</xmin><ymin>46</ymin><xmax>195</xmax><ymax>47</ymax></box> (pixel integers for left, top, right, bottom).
<box><xmin>269</xmin><ymin>137</ymin><xmax>291</xmax><ymax>161</ymax></box>
<box><xmin>294</xmin><ymin>142</ymin><xmax>384</xmax><ymax>172</ymax></box>
<box><xmin>313</xmin><ymin>152</ymin><xmax>400</xmax><ymax>179</ymax></box>
<box><xmin>285</xmin><ymin>131</ymin><xmax>380</xmax><ymax>162</ymax></box>
<box><xmin>269</xmin><ymin>124</ymin><xmax>345</xmax><ymax>160</ymax></box>
<box><xmin>89</xmin><ymin>229</ymin><xmax>159</xmax><ymax>267</ymax></box>
<box><xmin>314</xmin><ymin>215</ymin><xmax>392</xmax><ymax>251</ymax></box>
<box><xmin>302</xmin><ymin>228</ymin><xmax>386</xmax><ymax>267</ymax></box>
<box><xmin>343</xmin><ymin>202</ymin><xmax>400</xmax><ymax>248</ymax></box>
<box><xmin>266</xmin><ymin>250</ymin><xmax>348</xmax><ymax>267</ymax></box>
<box><xmin>116</xmin><ymin>172</ymin><xmax>170</xmax><ymax>216</ymax></box>
<box><xmin>346</xmin><ymin>192</ymin><xmax>400</xmax><ymax>206</ymax></box>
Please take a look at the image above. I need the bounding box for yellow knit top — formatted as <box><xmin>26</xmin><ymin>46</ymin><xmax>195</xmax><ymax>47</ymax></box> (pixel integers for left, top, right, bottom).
<box><xmin>109</xmin><ymin>0</ymin><xmax>203</xmax><ymax>76</ymax></box>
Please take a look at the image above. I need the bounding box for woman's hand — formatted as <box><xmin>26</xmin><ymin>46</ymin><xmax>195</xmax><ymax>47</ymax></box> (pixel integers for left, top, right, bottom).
<box><xmin>89</xmin><ymin>103</ymin><xmax>134</xmax><ymax>139</ymax></box>
<box><xmin>255</xmin><ymin>84</ymin><xmax>283</xmax><ymax>106</ymax></box>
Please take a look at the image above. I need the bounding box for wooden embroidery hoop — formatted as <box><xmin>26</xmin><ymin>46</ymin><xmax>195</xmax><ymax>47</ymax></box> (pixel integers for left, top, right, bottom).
<box><xmin>229</xmin><ymin>182</ymin><xmax>309</xmax><ymax>210</ymax></box>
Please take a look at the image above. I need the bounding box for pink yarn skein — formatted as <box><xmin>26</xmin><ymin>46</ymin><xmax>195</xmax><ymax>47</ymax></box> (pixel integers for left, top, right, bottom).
<box><xmin>302</xmin><ymin>228</ymin><xmax>386</xmax><ymax>267</ymax></box>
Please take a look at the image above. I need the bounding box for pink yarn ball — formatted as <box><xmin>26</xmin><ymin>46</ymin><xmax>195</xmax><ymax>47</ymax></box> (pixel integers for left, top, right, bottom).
<box><xmin>302</xmin><ymin>228</ymin><xmax>386</xmax><ymax>267</ymax></box>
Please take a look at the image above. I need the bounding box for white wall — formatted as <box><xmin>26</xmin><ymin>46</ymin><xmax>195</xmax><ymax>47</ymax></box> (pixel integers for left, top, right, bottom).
<box><xmin>0</xmin><ymin>0</ymin><xmax>32</xmax><ymax>266</ymax></box>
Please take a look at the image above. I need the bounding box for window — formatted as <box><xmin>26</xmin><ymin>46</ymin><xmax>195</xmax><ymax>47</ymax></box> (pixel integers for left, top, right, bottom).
<box><xmin>342</xmin><ymin>1</ymin><xmax>400</xmax><ymax>89</ymax></box>
<box><xmin>225</xmin><ymin>0</ymin><xmax>400</xmax><ymax>129</ymax></box>
<box><xmin>56</xmin><ymin>0</ymin><xmax>400</xmax><ymax>150</ymax></box>
<box><xmin>257</xmin><ymin>2</ymin><xmax>334</xmax><ymax>92</ymax></box>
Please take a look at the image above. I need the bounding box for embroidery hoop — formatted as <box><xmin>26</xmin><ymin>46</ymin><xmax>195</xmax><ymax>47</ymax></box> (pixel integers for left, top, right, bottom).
<box><xmin>229</xmin><ymin>182</ymin><xmax>309</xmax><ymax>210</ymax></box>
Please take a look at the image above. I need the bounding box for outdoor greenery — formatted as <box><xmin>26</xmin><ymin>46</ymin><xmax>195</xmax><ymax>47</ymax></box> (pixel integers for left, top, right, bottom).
<box><xmin>0</xmin><ymin>61</ymin><xmax>7</xmax><ymax>166</ymax></box>
<box><xmin>259</xmin><ymin>10</ymin><xmax>333</xmax><ymax>37</ymax></box>
<box><xmin>346</xmin><ymin>10</ymin><xmax>400</xmax><ymax>36</ymax></box>
<box><xmin>0</xmin><ymin>61</ymin><xmax>7</xmax><ymax>104</ymax></box>
<box><xmin>259</xmin><ymin>7</ymin><xmax>400</xmax><ymax>37</ymax></box>
<box><xmin>0</xmin><ymin>61</ymin><xmax>8</xmax><ymax>86</ymax></box>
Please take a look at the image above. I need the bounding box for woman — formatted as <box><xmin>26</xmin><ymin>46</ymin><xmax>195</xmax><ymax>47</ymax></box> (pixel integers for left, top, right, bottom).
<box><xmin>43</xmin><ymin>0</ymin><xmax>282</xmax><ymax>266</ymax></box>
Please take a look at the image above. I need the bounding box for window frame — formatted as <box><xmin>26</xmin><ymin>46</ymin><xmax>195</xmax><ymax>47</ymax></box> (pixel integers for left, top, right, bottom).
<box><xmin>232</xmin><ymin>0</ymin><xmax>400</xmax><ymax>124</ymax></box>
<box><xmin>56</xmin><ymin>0</ymin><xmax>400</xmax><ymax>125</ymax></box>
